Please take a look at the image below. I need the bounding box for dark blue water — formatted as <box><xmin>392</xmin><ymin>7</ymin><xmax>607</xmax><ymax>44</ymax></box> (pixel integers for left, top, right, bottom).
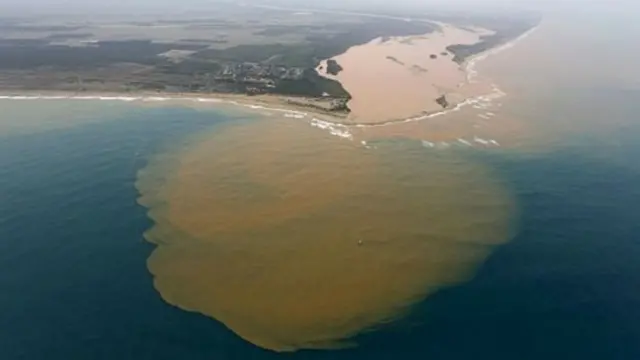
<box><xmin>1</xmin><ymin>94</ymin><xmax>640</xmax><ymax>359</ymax></box>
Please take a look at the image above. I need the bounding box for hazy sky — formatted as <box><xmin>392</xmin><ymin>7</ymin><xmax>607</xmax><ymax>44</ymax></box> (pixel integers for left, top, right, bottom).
<box><xmin>0</xmin><ymin>0</ymin><xmax>606</xmax><ymax>8</ymax></box>
<box><xmin>0</xmin><ymin>0</ymin><xmax>633</xmax><ymax>16</ymax></box>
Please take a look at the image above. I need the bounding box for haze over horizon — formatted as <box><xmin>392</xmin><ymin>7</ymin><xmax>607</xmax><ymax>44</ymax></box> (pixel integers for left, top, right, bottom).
<box><xmin>0</xmin><ymin>0</ymin><xmax>634</xmax><ymax>16</ymax></box>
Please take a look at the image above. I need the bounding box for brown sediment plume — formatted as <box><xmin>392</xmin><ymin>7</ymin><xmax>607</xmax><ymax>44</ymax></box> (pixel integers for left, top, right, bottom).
<box><xmin>136</xmin><ymin>117</ymin><xmax>516</xmax><ymax>352</ymax></box>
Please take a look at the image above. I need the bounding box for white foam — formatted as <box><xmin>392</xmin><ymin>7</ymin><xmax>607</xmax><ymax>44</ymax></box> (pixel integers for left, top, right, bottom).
<box><xmin>195</xmin><ymin>97</ymin><xmax>222</xmax><ymax>103</ymax></box>
<box><xmin>457</xmin><ymin>138</ymin><xmax>472</xmax><ymax>146</ymax></box>
<box><xmin>473</xmin><ymin>136</ymin><xmax>490</xmax><ymax>145</ymax></box>
<box><xmin>361</xmin><ymin>140</ymin><xmax>374</xmax><ymax>149</ymax></box>
<box><xmin>242</xmin><ymin>103</ymin><xmax>308</xmax><ymax>117</ymax></box>
<box><xmin>421</xmin><ymin>140</ymin><xmax>435</xmax><ymax>148</ymax></box>
<box><xmin>9</xmin><ymin>96</ymin><xmax>36</xmax><ymax>100</ymax></box>
<box><xmin>0</xmin><ymin>94</ymin><xmax>307</xmax><ymax>120</ymax></box>
<box><xmin>143</xmin><ymin>97</ymin><xmax>169</xmax><ymax>102</ymax></box>
<box><xmin>309</xmin><ymin>118</ymin><xmax>353</xmax><ymax>140</ymax></box>
<box><xmin>284</xmin><ymin>113</ymin><xmax>305</xmax><ymax>119</ymax></box>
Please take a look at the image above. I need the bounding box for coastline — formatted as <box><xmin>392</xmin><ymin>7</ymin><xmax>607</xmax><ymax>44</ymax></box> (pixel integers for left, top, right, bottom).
<box><xmin>0</xmin><ymin>90</ymin><xmax>324</xmax><ymax>117</ymax></box>
<box><xmin>0</xmin><ymin>90</ymin><xmax>357</xmax><ymax>140</ymax></box>
<box><xmin>0</xmin><ymin>23</ymin><xmax>539</xmax><ymax>143</ymax></box>
<box><xmin>463</xmin><ymin>21</ymin><xmax>542</xmax><ymax>84</ymax></box>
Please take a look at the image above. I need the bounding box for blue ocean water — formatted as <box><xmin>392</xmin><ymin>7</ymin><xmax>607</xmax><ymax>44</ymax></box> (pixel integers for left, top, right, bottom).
<box><xmin>1</xmin><ymin>89</ymin><xmax>639</xmax><ymax>359</ymax></box>
<box><xmin>0</xmin><ymin>106</ymin><xmax>267</xmax><ymax>359</ymax></box>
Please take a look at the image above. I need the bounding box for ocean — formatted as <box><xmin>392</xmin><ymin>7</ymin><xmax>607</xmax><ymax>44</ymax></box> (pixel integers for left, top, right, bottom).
<box><xmin>2</xmin><ymin>9</ymin><xmax>640</xmax><ymax>360</ymax></box>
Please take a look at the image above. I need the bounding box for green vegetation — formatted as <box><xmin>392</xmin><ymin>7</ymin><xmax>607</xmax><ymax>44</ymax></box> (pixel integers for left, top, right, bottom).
<box><xmin>0</xmin><ymin>40</ymin><xmax>207</xmax><ymax>70</ymax></box>
<box><xmin>442</xmin><ymin>15</ymin><xmax>541</xmax><ymax>63</ymax></box>
<box><xmin>0</xmin><ymin>9</ymin><xmax>537</xmax><ymax>104</ymax></box>
<box><xmin>325</xmin><ymin>60</ymin><xmax>343</xmax><ymax>76</ymax></box>
<box><xmin>276</xmin><ymin>69</ymin><xmax>350</xmax><ymax>98</ymax></box>
<box><xmin>195</xmin><ymin>19</ymin><xmax>434</xmax><ymax>68</ymax></box>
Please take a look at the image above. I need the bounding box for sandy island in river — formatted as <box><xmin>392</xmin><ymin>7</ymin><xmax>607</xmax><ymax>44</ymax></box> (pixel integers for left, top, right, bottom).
<box><xmin>317</xmin><ymin>23</ymin><xmax>495</xmax><ymax>124</ymax></box>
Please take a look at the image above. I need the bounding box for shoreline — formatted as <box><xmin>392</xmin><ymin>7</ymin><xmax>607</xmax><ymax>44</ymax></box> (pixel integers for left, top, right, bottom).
<box><xmin>0</xmin><ymin>90</ymin><xmax>336</xmax><ymax>119</ymax></box>
<box><xmin>0</xmin><ymin>90</ymin><xmax>357</xmax><ymax>140</ymax></box>
<box><xmin>463</xmin><ymin>21</ymin><xmax>542</xmax><ymax>84</ymax></box>
<box><xmin>0</xmin><ymin>23</ymin><xmax>539</xmax><ymax>142</ymax></box>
